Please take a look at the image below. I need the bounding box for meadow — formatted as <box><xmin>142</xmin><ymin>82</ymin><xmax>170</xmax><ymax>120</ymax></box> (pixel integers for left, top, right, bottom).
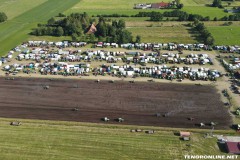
<box><xmin>207</xmin><ymin>26</ymin><xmax>240</xmax><ymax>45</ymax></box>
<box><xmin>0</xmin><ymin>0</ymin><xmax>80</xmax><ymax>56</ymax></box>
<box><xmin>65</xmin><ymin>0</ymin><xmax>168</xmax><ymax>16</ymax></box>
<box><xmin>0</xmin><ymin>0</ymin><xmax>47</xmax><ymax>20</ymax></box>
<box><xmin>127</xmin><ymin>25</ymin><xmax>197</xmax><ymax>43</ymax></box>
<box><xmin>65</xmin><ymin>0</ymin><xmax>235</xmax><ymax>19</ymax></box>
<box><xmin>0</xmin><ymin>118</ymin><xmax>231</xmax><ymax>160</ymax></box>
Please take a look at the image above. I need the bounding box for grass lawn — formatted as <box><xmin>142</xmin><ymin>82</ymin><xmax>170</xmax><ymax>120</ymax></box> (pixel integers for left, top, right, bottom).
<box><xmin>127</xmin><ymin>25</ymin><xmax>198</xmax><ymax>44</ymax></box>
<box><xmin>0</xmin><ymin>0</ymin><xmax>80</xmax><ymax>56</ymax></box>
<box><xmin>0</xmin><ymin>118</ymin><xmax>231</xmax><ymax>160</ymax></box>
<box><xmin>207</xmin><ymin>26</ymin><xmax>240</xmax><ymax>45</ymax></box>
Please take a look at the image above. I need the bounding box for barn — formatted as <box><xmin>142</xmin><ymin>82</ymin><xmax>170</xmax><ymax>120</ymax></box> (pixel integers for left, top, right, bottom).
<box><xmin>151</xmin><ymin>2</ymin><xmax>170</xmax><ymax>9</ymax></box>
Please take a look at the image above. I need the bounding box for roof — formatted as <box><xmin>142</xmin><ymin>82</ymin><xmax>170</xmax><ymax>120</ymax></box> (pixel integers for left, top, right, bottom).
<box><xmin>151</xmin><ymin>2</ymin><xmax>170</xmax><ymax>8</ymax></box>
<box><xmin>226</xmin><ymin>142</ymin><xmax>240</xmax><ymax>154</ymax></box>
<box><xmin>180</xmin><ymin>131</ymin><xmax>191</xmax><ymax>137</ymax></box>
<box><xmin>86</xmin><ymin>24</ymin><xmax>97</xmax><ymax>34</ymax></box>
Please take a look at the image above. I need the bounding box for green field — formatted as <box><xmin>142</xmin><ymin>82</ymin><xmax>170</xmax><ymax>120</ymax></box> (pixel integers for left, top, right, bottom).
<box><xmin>0</xmin><ymin>0</ymin><xmax>47</xmax><ymax>20</ymax></box>
<box><xmin>0</xmin><ymin>0</ymin><xmax>80</xmax><ymax>56</ymax></box>
<box><xmin>65</xmin><ymin>0</ymin><xmax>235</xmax><ymax>19</ymax></box>
<box><xmin>0</xmin><ymin>118</ymin><xmax>231</xmax><ymax>160</ymax></box>
<box><xmin>65</xmin><ymin>0</ymin><xmax>171</xmax><ymax>16</ymax></box>
<box><xmin>207</xmin><ymin>26</ymin><xmax>240</xmax><ymax>45</ymax></box>
<box><xmin>182</xmin><ymin>6</ymin><xmax>232</xmax><ymax>19</ymax></box>
<box><xmin>127</xmin><ymin>25</ymin><xmax>198</xmax><ymax>43</ymax></box>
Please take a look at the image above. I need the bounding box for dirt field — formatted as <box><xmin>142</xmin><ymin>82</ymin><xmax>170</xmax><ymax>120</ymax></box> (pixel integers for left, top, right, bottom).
<box><xmin>0</xmin><ymin>77</ymin><xmax>231</xmax><ymax>129</ymax></box>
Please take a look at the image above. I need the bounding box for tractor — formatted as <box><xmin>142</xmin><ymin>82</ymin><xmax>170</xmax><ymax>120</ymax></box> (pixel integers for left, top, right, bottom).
<box><xmin>43</xmin><ymin>85</ymin><xmax>49</xmax><ymax>89</ymax></box>
<box><xmin>10</xmin><ymin>121</ymin><xmax>21</xmax><ymax>126</ymax></box>
<box><xmin>117</xmin><ymin>118</ymin><xmax>124</xmax><ymax>122</ymax></box>
<box><xmin>236</xmin><ymin>108</ymin><xmax>240</xmax><ymax>115</ymax></box>
<box><xmin>200</xmin><ymin>123</ymin><xmax>205</xmax><ymax>127</ymax></box>
<box><xmin>102</xmin><ymin>117</ymin><xmax>110</xmax><ymax>122</ymax></box>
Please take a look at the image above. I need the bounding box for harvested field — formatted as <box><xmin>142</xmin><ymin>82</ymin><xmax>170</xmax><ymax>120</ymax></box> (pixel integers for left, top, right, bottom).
<box><xmin>0</xmin><ymin>77</ymin><xmax>231</xmax><ymax>129</ymax></box>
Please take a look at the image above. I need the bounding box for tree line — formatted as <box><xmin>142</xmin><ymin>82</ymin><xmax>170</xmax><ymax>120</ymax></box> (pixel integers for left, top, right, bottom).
<box><xmin>192</xmin><ymin>20</ymin><xmax>215</xmax><ymax>45</ymax></box>
<box><xmin>96</xmin><ymin>10</ymin><xmax>240</xmax><ymax>22</ymax></box>
<box><xmin>31</xmin><ymin>13</ymin><xmax>141</xmax><ymax>44</ymax></box>
<box><xmin>0</xmin><ymin>12</ymin><xmax>7</xmax><ymax>23</ymax></box>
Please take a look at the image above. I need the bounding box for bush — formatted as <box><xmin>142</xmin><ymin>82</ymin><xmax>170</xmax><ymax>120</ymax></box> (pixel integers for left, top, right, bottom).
<box><xmin>0</xmin><ymin>12</ymin><xmax>7</xmax><ymax>22</ymax></box>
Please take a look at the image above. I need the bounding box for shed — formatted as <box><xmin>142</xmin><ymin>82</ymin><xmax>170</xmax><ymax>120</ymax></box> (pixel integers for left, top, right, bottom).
<box><xmin>226</xmin><ymin>142</ymin><xmax>240</xmax><ymax>154</ymax></box>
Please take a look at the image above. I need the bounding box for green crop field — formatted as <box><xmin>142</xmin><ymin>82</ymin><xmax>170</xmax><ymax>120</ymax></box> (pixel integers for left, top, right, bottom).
<box><xmin>128</xmin><ymin>25</ymin><xmax>198</xmax><ymax>44</ymax></box>
<box><xmin>0</xmin><ymin>118</ymin><xmax>230</xmax><ymax>160</ymax></box>
<box><xmin>207</xmin><ymin>26</ymin><xmax>240</xmax><ymax>45</ymax></box>
<box><xmin>0</xmin><ymin>0</ymin><xmax>80</xmax><ymax>56</ymax></box>
<box><xmin>0</xmin><ymin>0</ymin><xmax>47</xmax><ymax>20</ymax></box>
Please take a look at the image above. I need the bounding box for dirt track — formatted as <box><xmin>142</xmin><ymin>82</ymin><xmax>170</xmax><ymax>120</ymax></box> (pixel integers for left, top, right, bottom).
<box><xmin>0</xmin><ymin>77</ymin><xmax>231</xmax><ymax>129</ymax></box>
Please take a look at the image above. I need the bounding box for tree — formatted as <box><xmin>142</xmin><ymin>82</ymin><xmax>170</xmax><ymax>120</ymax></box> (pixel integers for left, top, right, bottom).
<box><xmin>0</xmin><ymin>12</ymin><xmax>7</xmax><ymax>22</ymax></box>
<box><xmin>108</xmin><ymin>26</ymin><xmax>116</xmax><ymax>36</ymax></box>
<box><xmin>195</xmin><ymin>23</ymin><xmax>205</xmax><ymax>31</ymax></box>
<box><xmin>135</xmin><ymin>35</ymin><xmax>141</xmax><ymax>43</ymax></box>
<box><xmin>118</xmin><ymin>30</ymin><xmax>133</xmax><ymax>44</ymax></box>
<box><xmin>55</xmin><ymin>26</ymin><xmax>64</xmax><ymax>36</ymax></box>
<box><xmin>47</xmin><ymin>17</ymin><xmax>55</xmax><ymax>26</ymax></box>
<box><xmin>175</xmin><ymin>0</ymin><xmax>181</xmax><ymax>6</ymax></box>
<box><xmin>71</xmin><ymin>33</ymin><xmax>78</xmax><ymax>41</ymax></box>
<box><xmin>204</xmin><ymin>16</ymin><xmax>210</xmax><ymax>21</ymax></box>
<box><xmin>205</xmin><ymin>36</ymin><xmax>214</xmax><ymax>45</ymax></box>
<box><xmin>96</xmin><ymin>21</ymin><xmax>107</xmax><ymax>37</ymax></box>
<box><xmin>117</xmin><ymin>19</ymin><xmax>126</xmax><ymax>29</ymax></box>
<box><xmin>98</xmin><ymin>36</ymin><xmax>104</xmax><ymax>42</ymax></box>
<box><xmin>58</xmin><ymin>13</ymin><xmax>66</xmax><ymax>17</ymax></box>
<box><xmin>212</xmin><ymin>0</ymin><xmax>221</xmax><ymax>7</ymax></box>
<box><xmin>150</xmin><ymin>12</ymin><xmax>163</xmax><ymax>21</ymax></box>
<box><xmin>177</xmin><ymin>3</ymin><xmax>184</xmax><ymax>9</ymax></box>
<box><xmin>89</xmin><ymin>34</ymin><xmax>95</xmax><ymax>43</ymax></box>
<box><xmin>46</xmin><ymin>27</ymin><xmax>54</xmax><ymax>35</ymax></box>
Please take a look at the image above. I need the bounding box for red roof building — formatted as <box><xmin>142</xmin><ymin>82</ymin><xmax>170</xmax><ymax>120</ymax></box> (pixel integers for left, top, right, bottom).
<box><xmin>86</xmin><ymin>24</ymin><xmax>97</xmax><ymax>34</ymax></box>
<box><xmin>151</xmin><ymin>2</ymin><xmax>170</xmax><ymax>9</ymax></box>
<box><xmin>226</xmin><ymin>142</ymin><xmax>240</xmax><ymax>154</ymax></box>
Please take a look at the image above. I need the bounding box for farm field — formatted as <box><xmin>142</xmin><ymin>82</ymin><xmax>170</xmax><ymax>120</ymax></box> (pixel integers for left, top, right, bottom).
<box><xmin>65</xmin><ymin>0</ymin><xmax>170</xmax><ymax>16</ymax></box>
<box><xmin>207</xmin><ymin>26</ymin><xmax>240</xmax><ymax>45</ymax></box>
<box><xmin>66</xmin><ymin>0</ymin><xmax>234</xmax><ymax>19</ymax></box>
<box><xmin>0</xmin><ymin>0</ymin><xmax>80</xmax><ymax>56</ymax></box>
<box><xmin>127</xmin><ymin>25</ymin><xmax>198</xmax><ymax>43</ymax></box>
<box><xmin>0</xmin><ymin>118</ymin><xmax>231</xmax><ymax>160</ymax></box>
<box><xmin>0</xmin><ymin>0</ymin><xmax>47</xmax><ymax>20</ymax></box>
<box><xmin>0</xmin><ymin>77</ymin><xmax>231</xmax><ymax>129</ymax></box>
<box><xmin>182</xmin><ymin>6</ymin><xmax>231</xmax><ymax>19</ymax></box>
